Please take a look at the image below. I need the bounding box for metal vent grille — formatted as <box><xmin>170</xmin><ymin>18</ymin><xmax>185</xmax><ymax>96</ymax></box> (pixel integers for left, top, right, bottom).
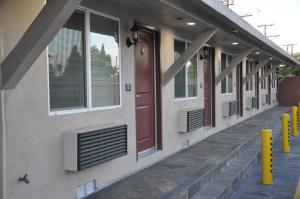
<box><xmin>266</xmin><ymin>94</ymin><xmax>270</xmax><ymax>104</ymax></box>
<box><xmin>252</xmin><ymin>97</ymin><xmax>258</xmax><ymax>109</ymax></box>
<box><xmin>77</xmin><ymin>125</ymin><xmax>127</xmax><ymax>170</ymax></box>
<box><xmin>187</xmin><ymin>109</ymin><xmax>204</xmax><ymax>132</ymax></box>
<box><xmin>229</xmin><ymin>101</ymin><xmax>239</xmax><ymax>116</ymax></box>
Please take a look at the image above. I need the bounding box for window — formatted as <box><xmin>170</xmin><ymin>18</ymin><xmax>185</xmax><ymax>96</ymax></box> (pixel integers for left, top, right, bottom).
<box><xmin>271</xmin><ymin>71</ymin><xmax>276</xmax><ymax>88</ymax></box>
<box><xmin>174</xmin><ymin>39</ymin><xmax>197</xmax><ymax>98</ymax></box>
<box><xmin>48</xmin><ymin>11</ymin><xmax>86</xmax><ymax>110</ymax></box>
<box><xmin>221</xmin><ymin>53</ymin><xmax>233</xmax><ymax>94</ymax></box>
<box><xmin>245</xmin><ymin>60</ymin><xmax>253</xmax><ymax>91</ymax></box>
<box><xmin>48</xmin><ymin>9</ymin><xmax>120</xmax><ymax>112</ymax></box>
<box><xmin>90</xmin><ymin>13</ymin><xmax>120</xmax><ymax>107</ymax></box>
<box><xmin>261</xmin><ymin>66</ymin><xmax>267</xmax><ymax>90</ymax></box>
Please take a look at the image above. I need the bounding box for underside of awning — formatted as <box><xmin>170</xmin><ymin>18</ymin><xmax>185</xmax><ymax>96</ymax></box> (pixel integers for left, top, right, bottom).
<box><xmin>1</xmin><ymin>0</ymin><xmax>299</xmax><ymax>89</ymax></box>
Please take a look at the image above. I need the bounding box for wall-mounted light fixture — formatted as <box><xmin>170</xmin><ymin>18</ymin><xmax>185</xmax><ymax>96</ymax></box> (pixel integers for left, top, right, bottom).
<box><xmin>200</xmin><ymin>47</ymin><xmax>209</xmax><ymax>60</ymax></box>
<box><xmin>126</xmin><ymin>25</ymin><xmax>140</xmax><ymax>48</ymax></box>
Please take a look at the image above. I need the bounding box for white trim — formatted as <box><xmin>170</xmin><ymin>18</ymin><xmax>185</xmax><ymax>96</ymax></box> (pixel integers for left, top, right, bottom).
<box><xmin>173</xmin><ymin>37</ymin><xmax>199</xmax><ymax>99</ymax></box>
<box><xmin>49</xmin><ymin>105</ymin><xmax>121</xmax><ymax>116</ymax></box>
<box><xmin>85</xmin><ymin>9</ymin><xmax>92</xmax><ymax>109</ymax></box>
<box><xmin>174</xmin><ymin>96</ymin><xmax>199</xmax><ymax>102</ymax></box>
<box><xmin>47</xmin><ymin>7</ymin><xmax>122</xmax><ymax>116</ymax></box>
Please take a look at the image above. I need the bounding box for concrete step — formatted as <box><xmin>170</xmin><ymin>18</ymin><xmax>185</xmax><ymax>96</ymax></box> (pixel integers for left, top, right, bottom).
<box><xmin>87</xmin><ymin>107</ymin><xmax>288</xmax><ymax>199</ymax></box>
<box><xmin>190</xmin><ymin>118</ymin><xmax>282</xmax><ymax>199</ymax></box>
<box><xmin>164</xmin><ymin>115</ymin><xmax>281</xmax><ymax>199</ymax></box>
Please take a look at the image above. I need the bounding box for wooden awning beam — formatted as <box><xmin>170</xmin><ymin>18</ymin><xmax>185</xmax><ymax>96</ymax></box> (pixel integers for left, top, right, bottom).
<box><xmin>242</xmin><ymin>58</ymin><xmax>269</xmax><ymax>84</ymax></box>
<box><xmin>259</xmin><ymin>65</ymin><xmax>278</xmax><ymax>82</ymax></box>
<box><xmin>161</xmin><ymin>28</ymin><xmax>217</xmax><ymax>86</ymax></box>
<box><xmin>1</xmin><ymin>0</ymin><xmax>82</xmax><ymax>89</ymax></box>
<box><xmin>215</xmin><ymin>47</ymin><xmax>254</xmax><ymax>85</ymax></box>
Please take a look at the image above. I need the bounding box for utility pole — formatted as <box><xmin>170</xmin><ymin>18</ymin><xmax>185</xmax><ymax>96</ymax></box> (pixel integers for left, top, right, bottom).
<box><xmin>282</xmin><ymin>44</ymin><xmax>297</xmax><ymax>55</ymax></box>
<box><xmin>257</xmin><ymin>24</ymin><xmax>274</xmax><ymax>36</ymax></box>
<box><xmin>222</xmin><ymin>0</ymin><xmax>234</xmax><ymax>7</ymax></box>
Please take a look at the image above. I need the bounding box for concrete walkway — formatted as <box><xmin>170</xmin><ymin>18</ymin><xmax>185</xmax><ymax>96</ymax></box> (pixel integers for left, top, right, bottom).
<box><xmin>230</xmin><ymin>119</ymin><xmax>300</xmax><ymax>199</ymax></box>
<box><xmin>87</xmin><ymin>106</ymin><xmax>289</xmax><ymax>199</ymax></box>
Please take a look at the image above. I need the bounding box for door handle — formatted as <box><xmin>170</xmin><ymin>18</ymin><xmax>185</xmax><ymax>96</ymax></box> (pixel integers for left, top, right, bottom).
<box><xmin>136</xmin><ymin>94</ymin><xmax>140</xmax><ymax>98</ymax></box>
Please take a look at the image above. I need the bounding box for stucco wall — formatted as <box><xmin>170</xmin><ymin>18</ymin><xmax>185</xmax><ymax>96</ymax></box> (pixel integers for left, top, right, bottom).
<box><xmin>0</xmin><ymin>1</ymin><xmax>278</xmax><ymax>199</ymax></box>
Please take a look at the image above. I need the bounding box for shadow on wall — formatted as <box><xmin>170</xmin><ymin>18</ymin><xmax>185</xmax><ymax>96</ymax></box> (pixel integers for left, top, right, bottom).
<box><xmin>278</xmin><ymin>76</ymin><xmax>300</xmax><ymax>106</ymax></box>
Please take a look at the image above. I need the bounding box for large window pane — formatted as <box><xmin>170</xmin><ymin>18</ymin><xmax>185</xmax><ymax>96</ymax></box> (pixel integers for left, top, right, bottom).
<box><xmin>228</xmin><ymin>71</ymin><xmax>233</xmax><ymax>93</ymax></box>
<box><xmin>48</xmin><ymin>11</ymin><xmax>86</xmax><ymax>110</ymax></box>
<box><xmin>187</xmin><ymin>55</ymin><xmax>197</xmax><ymax>97</ymax></box>
<box><xmin>174</xmin><ymin>40</ymin><xmax>186</xmax><ymax>98</ymax></box>
<box><xmin>90</xmin><ymin>13</ymin><xmax>120</xmax><ymax>107</ymax></box>
<box><xmin>249</xmin><ymin>61</ymin><xmax>253</xmax><ymax>90</ymax></box>
<box><xmin>221</xmin><ymin>53</ymin><xmax>227</xmax><ymax>93</ymax></box>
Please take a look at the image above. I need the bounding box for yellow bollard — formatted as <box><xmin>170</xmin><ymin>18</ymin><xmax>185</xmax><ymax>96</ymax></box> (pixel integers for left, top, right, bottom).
<box><xmin>282</xmin><ymin>114</ymin><xmax>290</xmax><ymax>153</ymax></box>
<box><xmin>298</xmin><ymin>102</ymin><xmax>300</xmax><ymax>124</ymax></box>
<box><xmin>261</xmin><ymin>129</ymin><xmax>273</xmax><ymax>185</ymax></box>
<box><xmin>292</xmin><ymin>106</ymin><xmax>299</xmax><ymax>137</ymax></box>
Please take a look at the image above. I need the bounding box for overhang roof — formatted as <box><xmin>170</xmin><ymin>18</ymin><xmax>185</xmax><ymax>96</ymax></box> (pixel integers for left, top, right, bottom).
<box><xmin>161</xmin><ymin>0</ymin><xmax>300</xmax><ymax>66</ymax></box>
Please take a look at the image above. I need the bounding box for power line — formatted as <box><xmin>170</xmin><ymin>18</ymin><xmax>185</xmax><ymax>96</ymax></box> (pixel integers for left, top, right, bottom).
<box><xmin>282</xmin><ymin>44</ymin><xmax>297</xmax><ymax>55</ymax></box>
<box><xmin>267</xmin><ymin>34</ymin><xmax>280</xmax><ymax>39</ymax></box>
<box><xmin>222</xmin><ymin>0</ymin><xmax>234</xmax><ymax>7</ymax></box>
<box><xmin>257</xmin><ymin>24</ymin><xmax>274</xmax><ymax>36</ymax></box>
<box><xmin>240</xmin><ymin>13</ymin><xmax>252</xmax><ymax>18</ymax></box>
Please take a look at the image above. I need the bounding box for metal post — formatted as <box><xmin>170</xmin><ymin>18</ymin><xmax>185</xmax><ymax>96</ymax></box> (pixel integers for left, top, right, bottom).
<box><xmin>261</xmin><ymin>129</ymin><xmax>273</xmax><ymax>185</ymax></box>
<box><xmin>292</xmin><ymin>106</ymin><xmax>298</xmax><ymax>137</ymax></box>
<box><xmin>282</xmin><ymin>114</ymin><xmax>290</xmax><ymax>153</ymax></box>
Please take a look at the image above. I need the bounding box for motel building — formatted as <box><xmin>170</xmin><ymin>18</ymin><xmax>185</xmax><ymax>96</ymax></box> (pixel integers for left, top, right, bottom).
<box><xmin>0</xmin><ymin>0</ymin><xmax>299</xmax><ymax>199</ymax></box>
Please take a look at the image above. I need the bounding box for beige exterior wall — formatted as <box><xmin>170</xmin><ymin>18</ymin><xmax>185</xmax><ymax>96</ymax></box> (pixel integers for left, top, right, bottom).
<box><xmin>0</xmin><ymin>1</ymin><xmax>278</xmax><ymax>199</ymax></box>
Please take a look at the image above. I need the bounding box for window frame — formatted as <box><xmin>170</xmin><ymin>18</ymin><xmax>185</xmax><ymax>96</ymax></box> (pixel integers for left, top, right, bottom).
<box><xmin>261</xmin><ymin>66</ymin><xmax>267</xmax><ymax>90</ymax></box>
<box><xmin>47</xmin><ymin>6</ymin><xmax>122</xmax><ymax>116</ymax></box>
<box><xmin>173</xmin><ymin>37</ymin><xmax>199</xmax><ymax>100</ymax></box>
<box><xmin>245</xmin><ymin>59</ymin><xmax>254</xmax><ymax>92</ymax></box>
<box><xmin>220</xmin><ymin>52</ymin><xmax>234</xmax><ymax>95</ymax></box>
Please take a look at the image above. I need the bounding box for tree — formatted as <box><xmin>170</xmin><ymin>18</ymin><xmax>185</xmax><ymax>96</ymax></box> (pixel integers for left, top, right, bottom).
<box><xmin>91</xmin><ymin>44</ymin><xmax>117</xmax><ymax>78</ymax></box>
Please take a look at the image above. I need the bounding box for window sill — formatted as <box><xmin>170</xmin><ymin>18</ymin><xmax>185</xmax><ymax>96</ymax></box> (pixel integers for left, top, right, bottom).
<box><xmin>49</xmin><ymin>105</ymin><xmax>122</xmax><ymax>116</ymax></box>
<box><xmin>174</xmin><ymin>96</ymin><xmax>198</xmax><ymax>102</ymax></box>
<box><xmin>220</xmin><ymin>93</ymin><xmax>233</xmax><ymax>96</ymax></box>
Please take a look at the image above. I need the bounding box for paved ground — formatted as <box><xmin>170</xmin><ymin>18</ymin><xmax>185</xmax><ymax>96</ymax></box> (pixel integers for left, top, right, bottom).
<box><xmin>230</xmin><ymin>121</ymin><xmax>300</xmax><ymax>199</ymax></box>
<box><xmin>87</xmin><ymin>106</ymin><xmax>289</xmax><ymax>199</ymax></box>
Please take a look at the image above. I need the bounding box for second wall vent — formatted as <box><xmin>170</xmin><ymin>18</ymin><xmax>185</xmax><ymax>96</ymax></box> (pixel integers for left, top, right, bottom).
<box><xmin>179</xmin><ymin>108</ymin><xmax>204</xmax><ymax>133</ymax></box>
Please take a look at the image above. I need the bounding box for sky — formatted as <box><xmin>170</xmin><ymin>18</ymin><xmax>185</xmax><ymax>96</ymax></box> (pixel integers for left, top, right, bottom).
<box><xmin>229</xmin><ymin>0</ymin><xmax>300</xmax><ymax>54</ymax></box>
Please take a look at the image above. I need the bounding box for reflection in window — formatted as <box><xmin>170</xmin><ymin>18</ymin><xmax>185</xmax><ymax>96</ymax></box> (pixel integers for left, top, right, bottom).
<box><xmin>174</xmin><ymin>40</ymin><xmax>186</xmax><ymax>98</ymax></box>
<box><xmin>221</xmin><ymin>53</ymin><xmax>227</xmax><ymax>94</ymax></box>
<box><xmin>174</xmin><ymin>39</ymin><xmax>198</xmax><ymax>99</ymax></box>
<box><xmin>48</xmin><ymin>11</ymin><xmax>86</xmax><ymax>110</ymax></box>
<box><xmin>221</xmin><ymin>53</ymin><xmax>233</xmax><ymax>94</ymax></box>
<box><xmin>90</xmin><ymin>13</ymin><xmax>120</xmax><ymax>107</ymax></box>
<box><xmin>187</xmin><ymin>55</ymin><xmax>197</xmax><ymax>97</ymax></box>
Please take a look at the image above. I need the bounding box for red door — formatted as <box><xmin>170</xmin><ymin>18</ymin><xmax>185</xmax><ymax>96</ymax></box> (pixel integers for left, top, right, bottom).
<box><xmin>135</xmin><ymin>31</ymin><xmax>155</xmax><ymax>153</ymax></box>
<box><xmin>204</xmin><ymin>48</ymin><xmax>212</xmax><ymax>126</ymax></box>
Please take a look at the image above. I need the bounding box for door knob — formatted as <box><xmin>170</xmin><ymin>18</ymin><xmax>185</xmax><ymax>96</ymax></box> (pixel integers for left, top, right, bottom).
<box><xmin>136</xmin><ymin>94</ymin><xmax>140</xmax><ymax>98</ymax></box>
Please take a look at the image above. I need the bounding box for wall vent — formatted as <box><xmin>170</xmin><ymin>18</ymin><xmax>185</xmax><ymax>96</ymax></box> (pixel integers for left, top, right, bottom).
<box><xmin>64</xmin><ymin>125</ymin><xmax>127</xmax><ymax>171</ymax></box>
<box><xmin>229</xmin><ymin>101</ymin><xmax>239</xmax><ymax>115</ymax></box>
<box><xmin>246</xmin><ymin>97</ymin><xmax>252</xmax><ymax>110</ymax></box>
<box><xmin>252</xmin><ymin>97</ymin><xmax>258</xmax><ymax>109</ymax></box>
<box><xmin>179</xmin><ymin>108</ymin><xmax>204</xmax><ymax>133</ymax></box>
<box><xmin>223</xmin><ymin>101</ymin><xmax>239</xmax><ymax>117</ymax></box>
<box><xmin>266</xmin><ymin>94</ymin><xmax>271</xmax><ymax>104</ymax></box>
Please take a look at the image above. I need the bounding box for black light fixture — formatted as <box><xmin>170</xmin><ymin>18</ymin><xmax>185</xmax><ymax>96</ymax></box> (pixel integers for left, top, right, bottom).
<box><xmin>126</xmin><ymin>25</ymin><xmax>140</xmax><ymax>48</ymax></box>
<box><xmin>200</xmin><ymin>47</ymin><xmax>209</xmax><ymax>60</ymax></box>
